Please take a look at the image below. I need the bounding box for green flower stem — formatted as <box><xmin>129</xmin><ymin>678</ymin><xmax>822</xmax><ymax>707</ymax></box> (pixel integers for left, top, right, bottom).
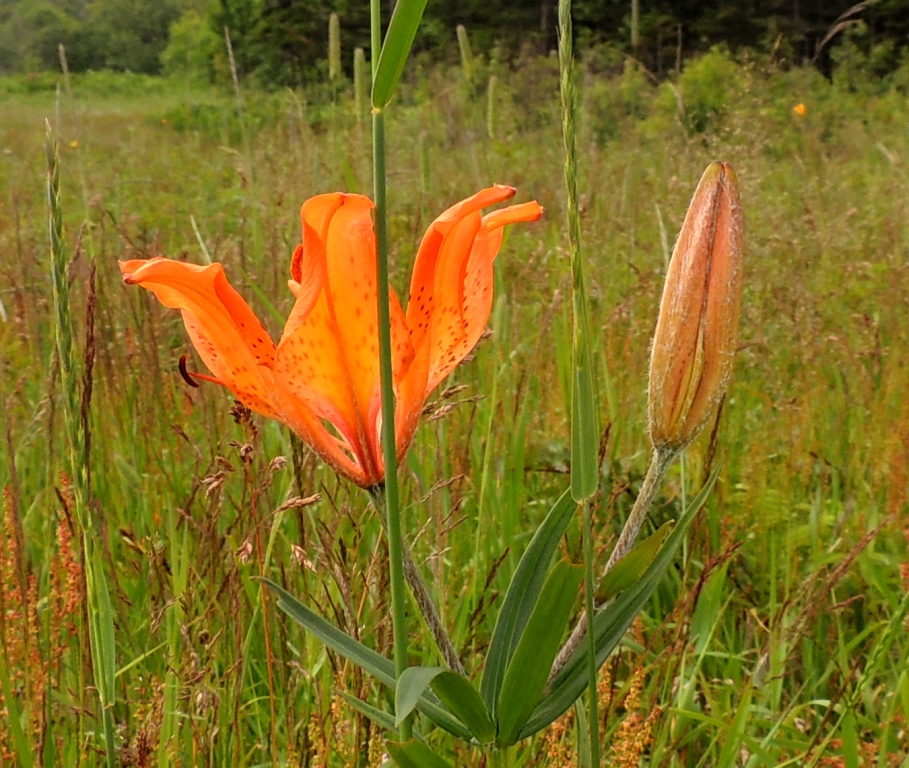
<box><xmin>371</xmin><ymin>0</ymin><xmax>411</xmax><ymax>740</ymax></box>
<box><xmin>369</xmin><ymin>490</ymin><xmax>466</xmax><ymax>675</ymax></box>
<box><xmin>549</xmin><ymin>447</ymin><xmax>676</xmax><ymax>682</ymax></box>
<box><xmin>489</xmin><ymin>747</ymin><xmax>511</xmax><ymax>768</ymax></box>
<box><xmin>602</xmin><ymin>447</ymin><xmax>676</xmax><ymax>573</ymax></box>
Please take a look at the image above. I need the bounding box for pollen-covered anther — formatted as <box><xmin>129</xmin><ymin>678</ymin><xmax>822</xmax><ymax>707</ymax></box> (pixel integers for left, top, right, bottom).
<box><xmin>178</xmin><ymin>353</ymin><xmax>221</xmax><ymax>389</ymax></box>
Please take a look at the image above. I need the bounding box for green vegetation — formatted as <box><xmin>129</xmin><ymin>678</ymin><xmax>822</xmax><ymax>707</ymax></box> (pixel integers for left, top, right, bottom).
<box><xmin>1</xmin><ymin>40</ymin><xmax>909</xmax><ymax>766</ymax></box>
<box><xmin>3</xmin><ymin>0</ymin><xmax>909</xmax><ymax>88</ymax></box>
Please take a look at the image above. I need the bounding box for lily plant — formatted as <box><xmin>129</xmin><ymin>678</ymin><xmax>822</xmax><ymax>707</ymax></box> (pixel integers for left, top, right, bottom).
<box><xmin>122</xmin><ymin>0</ymin><xmax>744</xmax><ymax>764</ymax></box>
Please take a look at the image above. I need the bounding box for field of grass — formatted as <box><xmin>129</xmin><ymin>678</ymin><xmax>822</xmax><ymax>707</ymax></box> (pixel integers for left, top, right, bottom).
<box><xmin>1</xmin><ymin>49</ymin><xmax>909</xmax><ymax>767</ymax></box>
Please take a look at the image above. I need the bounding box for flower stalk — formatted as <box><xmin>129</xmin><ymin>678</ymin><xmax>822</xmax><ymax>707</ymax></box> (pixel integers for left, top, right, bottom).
<box><xmin>549</xmin><ymin>448</ymin><xmax>674</xmax><ymax>680</ymax></box>
<box><xmin>370</xmin><ymin>0</ymin><xmax>411</xmax><ymax>740</ymax></box>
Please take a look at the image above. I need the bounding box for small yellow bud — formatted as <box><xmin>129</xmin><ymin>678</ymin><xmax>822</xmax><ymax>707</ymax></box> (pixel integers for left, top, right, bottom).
<box><xmin>648</xmin><ymin>161</ymin><xmax>744</xmax><ymax>451</ymax></box>
<box><xmin>793</xmin><ymin>102</ymin><xmax>807</xmax><ymax>117</ymax></box>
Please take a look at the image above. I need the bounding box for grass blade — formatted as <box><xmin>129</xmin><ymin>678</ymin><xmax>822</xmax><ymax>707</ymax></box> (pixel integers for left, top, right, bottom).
<box><xmin>431</xmin><ymin>671</ymin><xmax>496</xmax><ymax>744</ymax></box>
<box><xmin>341</xmin><ymin>692</ymin><xmax>397</xmax><ymax>731</ymax></box>
<box><xmin>596</xmin><ymin>520</ymin><xmax>673</xmax><ymax>604</ymax></box>
<box><xmin>371</xmin><ymin>0</ymin><xmax>429</xmax><ymax>110</ymax></box>
<box><xmin>559</xmin><ymin>0</ymin><xmax>598</xmax><ymax>503</ymax></box>
<box><xmin>396</xmin><ymin>666</ymin><xmax>446</xmax><ymax>726</ymax></box>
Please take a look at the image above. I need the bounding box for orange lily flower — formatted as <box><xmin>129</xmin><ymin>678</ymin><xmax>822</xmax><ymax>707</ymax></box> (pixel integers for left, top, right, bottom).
<box><xmin>121</xmin><ymin>185</ymin><xmax>542</xmax><ymax>487</ymax></box>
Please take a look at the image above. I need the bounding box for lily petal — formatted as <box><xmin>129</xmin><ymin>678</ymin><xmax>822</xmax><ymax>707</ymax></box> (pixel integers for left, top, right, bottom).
<box><xmin>120</xmin><ymin>258</ymin><xmax>281</xmax><ymax>419</ymax></box>
<box><xmin>393</xmin><ymin>188</ymin><xmax>542</xmax><ymax>455</ymax></box>
<box><xmin>276</xmin><ymin>193</ymin><xmax>412</xmax><ymax>484</ymax></box>
<box><xmin>406</xmin><ymin>187</ymin><xmax>543</xmax><ymax>395</ymax></box>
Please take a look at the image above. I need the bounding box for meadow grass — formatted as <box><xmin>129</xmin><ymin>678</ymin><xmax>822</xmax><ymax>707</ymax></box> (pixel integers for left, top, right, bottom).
<box><xmin>1</xmin><ymin>50</ymin><xmax>908</xmax><ymax>766</ymax></box>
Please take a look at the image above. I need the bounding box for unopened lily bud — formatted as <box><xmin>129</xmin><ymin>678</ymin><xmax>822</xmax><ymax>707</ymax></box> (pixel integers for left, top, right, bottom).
<box><xmin>648</xmin><ymin>161</ymin><xmax>744</xmax><ymax>451</ymax></box>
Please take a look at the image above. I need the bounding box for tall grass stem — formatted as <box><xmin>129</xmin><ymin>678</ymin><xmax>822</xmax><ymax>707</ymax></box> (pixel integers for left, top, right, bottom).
<box><xmin>558</xmin><ymin>0</ymin><xmax>598</xmax><ymax>503</ymax></box>
<box><xmin>559</xmin><ymin>4</ymin><xmax>600</xmax><ymax>759</ymax></box>
<box><xmin>582</xmin><ymin>500</ymin><xmax>600</xmax><ymax>766</ymax></box>
<box><xmin>354</xmin><ymin>47</ymin><xmax>368</xmax><ymax>123</ymax></box>
<box><xmin>45</xmin><ymin>121</ymin><xmax>117</xmax><ymax>767</ymax></box>
<box><xmin>456</xmin><ymin>24</ymin><xmax>474</xmax><ymax>85</ymax></box>
<box><xmin>487</xmin><ymin>74</ymin><xmax>498</xmax><ymax>139</ymax></box>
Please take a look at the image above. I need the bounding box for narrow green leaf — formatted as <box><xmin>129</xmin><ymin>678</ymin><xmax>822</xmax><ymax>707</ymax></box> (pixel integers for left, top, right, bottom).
<box><xmin>716</xmin><ymin>680</ymin><xmax>754</xmax><ymax>768</ymax></box>
<box><xmin>340</xmin><ymin>692</ymin><xmax>397</xmax><ymax>732</ymax></box>
<box><xmin>371</xmin><ymin>0</ymin><xmax>429</xmax><ymax>110</ymax></box>
<box><xmin>396</xmin><ymin>666</ymin><xmax>446</xmax><ymax>726</ymax></box>
<box><xmin>496</xmin><ymin>560</ymin><xmax>584</xmax><ymax>746</ymax></box>
<box><xmin>519</xmin><ymin>466</ymin><xmax>721</xmax><ymax>738</ymax></box>
<box><xmin>842</xmin><ymin>710</ymin><xmax>861</xmax><ymax>768</ymax></box>
<box><xmin>571</xmin><ymin>308</ymin><xmax>599</xmax><ymax>501</ymax></box>
<box><xmin>386</xmin><ymin>739</ymin><xmax>455</xmax><ymax>768</ymax></box>
<box><xmin>481</xmin><ymin>489</ymin><xmax>575</xmax><ymax>715</ymax></box>
<box><xmin>88</xmin><ymin>545</ymin><xmax>117</xmax><ymax>705</ymax></box>
<box><xmin>560</xmin><ymin>0</ymin><xmax>598</xmax><ymax>503</ymax></box>
<box><xmin>431</xmin><ymin>671</ymin><xmax>496</xmax><ymax>744</ymax></box>
<box><xmin>264</xmin><ymin>578</ymin><xmax>396</xmax><ymax>685</ymax></box>
<box><xmin>596</xmin><ymin>521</ymin><xmax>674</xmax><ymax>604</ymax></box>
<box><xmin>261</xmin><ymin>579</ymin><xmax>472</xmax><ymax>740</ymax></box>
<box><xmin>0</xmin><ymin>647</ymin><xmax>33</xmax><ymax>768</ymax></box>
<box><xmin>575</xmin><ymin>699</ymin><xmax>592</xmax><ymax>768</ymax></box>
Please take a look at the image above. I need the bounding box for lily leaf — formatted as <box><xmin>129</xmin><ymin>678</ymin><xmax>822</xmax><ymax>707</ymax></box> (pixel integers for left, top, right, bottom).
<box><xmin>431</xmin><ymin>671</ymin><xmax>496</xmax><ymax>744</ymax></box>
<box><xmin>395</xmin><ymin>667</ymin><xmax>496</xmax><ymax>743</ymax></box>
<box><xmin>596</xmin><ymin>520</ymin><xmax>674</xmax><ymax>604</ymax></box>
<box><xmin>481</xmin><ymin>488</ymin><xmax>575</xmax><ymax>717</ymax></box>
<box><xmin>372</xmin><ymin>0</ymin><xmax>429</xmax><ymax>110</ymax></box>
<box><xmin>386</xmin><ymin>739</ymin><xmax>455</xmax><ymax>768</ymax></box>
<box><xmin>261</xmin><ymin>579</ymin><xmax>472</xmax><ymax>740</ymax></box>
<box><xmin>496</xmin><ymin>559</ymin><xmax>584</xmax><ymax>746</ymax></box>
<box><xmin>396</xmin><ymin>667</ymin><xmax>445</xmax><ymax>726</ymax></box>
<box><xmin>518</xmin><ymin>465</ymin><xmax>721</xmax><ymax>739</ymax></box>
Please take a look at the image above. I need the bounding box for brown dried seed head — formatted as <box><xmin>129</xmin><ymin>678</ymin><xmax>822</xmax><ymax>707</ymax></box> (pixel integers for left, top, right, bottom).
<box><xmin>648</xmin><ymin>161</ymin><xmax>744</xmax><ymax>451</ymax></box>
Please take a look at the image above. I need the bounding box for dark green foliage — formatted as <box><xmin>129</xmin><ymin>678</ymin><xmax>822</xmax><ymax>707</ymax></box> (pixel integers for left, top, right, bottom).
<box><xmin>0</xmin><ymin>0</ymin><xmax>178</xmax><ymax>73</ymax></box>
<box><xmin>4</xmin><ymin>0</ymin><xmax>909</xmax><ymax>88</ymax></box>
<box><xmin>161</xmin><ymin>11</ymin><xmax>220</xmax><ymax>84</ymax></box>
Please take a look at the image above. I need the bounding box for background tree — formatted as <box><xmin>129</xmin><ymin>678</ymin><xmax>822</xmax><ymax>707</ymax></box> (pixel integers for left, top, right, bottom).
<box><xmin>1</xmin><ymin>0</ymin><xmax>908</xmax><ymax>85</ymax></box>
